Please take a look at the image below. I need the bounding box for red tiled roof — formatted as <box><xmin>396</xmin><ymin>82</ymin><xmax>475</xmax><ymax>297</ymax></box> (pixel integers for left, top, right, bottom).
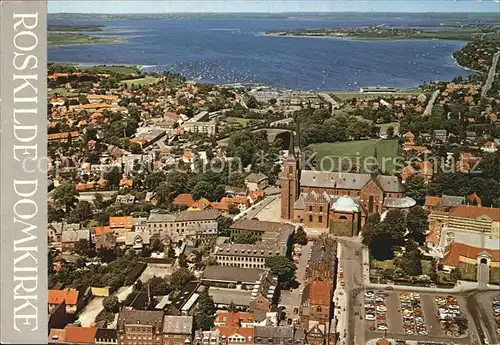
<box><xmin>48</xmin><ymin>131</ymin><xmax>79</xmax><ymax>141</ymax></box>
<box><xmin>95</xmin><ymin>226</ymin><xmax>111</xmax><ymax>237</ymax></box>
<box><xmin>443</xmin><ymin>242</ymin><xmax>500</xmax><ymax>267</ymax></box>
<box><xmin>64</xmin><ymin>326</ymin><xmax>97</xmax><ymax>344</ymax></box>
<box><xmin>216</xmin><ymin>326</ymin><xmax>255</xmax><ymax>340</ymax></box>
<box><xmin>449</xmin><ymin>205</ymin><xmax>500</xmax><ymax>221</ymax></box>
<box><xmin>215</xmin><ymin>311</ymin><xmax>256</xmax><ymax>327</ymax></box>
<box><xmin>191</xmin><ymin>198</ymin><xmax>211</xmax><ymax>210</ymax></box>
<box><xmin>48</xmin><ymin>329</ymin><xmax>66</xmax><ymax>343</ymax></box>
<box><xmin>424</xmin><ymin>196</ymin><xmax>441</xmax><ymax>208</ymax></box>
<box><xmin>109</xmin><ymin>216</ymin><xmax>134</xmax><ymax>229</ymax></box>
<box><xmin>308</xmin><ymin>280</ymin><xmax>332</xmax><ymax>306</ymax></box>
<box><xmin>48</xmin><ymin>289</ymin><xmax>79</xmax><ymax>306</ymax></box>
<box><xmin>173</xmin><ymin>193</ymin><xmax>195</xmax><ymax>207</ymax></box>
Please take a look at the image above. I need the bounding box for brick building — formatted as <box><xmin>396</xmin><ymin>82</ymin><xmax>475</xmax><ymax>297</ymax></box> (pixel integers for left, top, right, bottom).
<box><xmin>280</xmin><ymin>141</ymin><xmax>409</xmax><ymax>230</ymax></box>
<box><xmin>117</xmin><ymin>309</ymin><xmax>164</xmax><ymax>345</ymax></box>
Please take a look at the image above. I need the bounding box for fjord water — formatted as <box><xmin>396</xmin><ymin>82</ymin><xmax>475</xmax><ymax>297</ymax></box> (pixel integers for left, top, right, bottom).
<box><xmin>48</xmin><ymin>16</ymin><xmax>471</xmax><ymax>91</ymax></box>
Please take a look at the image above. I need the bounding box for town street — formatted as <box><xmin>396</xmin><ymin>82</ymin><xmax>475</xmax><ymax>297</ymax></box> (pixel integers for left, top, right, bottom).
<box><xmin>336</xmin><ymin>237</ymin><xmax>366</xmax><ymax>345</ymax></box>
<box><xmin>279</xmin><ymin>241</ymin><xmax>312</xmax><ymax>323</ymax></box>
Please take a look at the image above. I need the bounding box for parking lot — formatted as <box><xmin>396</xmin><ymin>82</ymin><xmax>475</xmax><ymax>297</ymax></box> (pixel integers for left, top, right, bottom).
<box><xmin>363</xmin><ymin>289</ymin><xmax>472</xmax><ymax>343</ymax></box>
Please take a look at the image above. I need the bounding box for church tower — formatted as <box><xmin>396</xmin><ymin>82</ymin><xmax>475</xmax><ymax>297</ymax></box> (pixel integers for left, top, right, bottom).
<box><xmin>280</xmin><ymin>131</ymin><xmax>299</xmax><ymax>220</ymax></box>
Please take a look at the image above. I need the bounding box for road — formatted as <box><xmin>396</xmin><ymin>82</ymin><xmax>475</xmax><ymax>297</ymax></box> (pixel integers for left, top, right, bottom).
<box><xmin>465</xmin><ymin>290</ymin><xmax>500</xmax><ymax>345</ymax></box>
<box><xmin>481</xmin><ymin>51</ymin><xmax>500</xmax><ymax>99</ymax></box>
<box><xmin>279</xmin><ymin>241</ymin><xmax>312</xmax><ymax>323</ymax></box>
<box><xmin>423</xmin><ymin>89</ymin><xmax>440</xmax><ymax>116</ymax></box>
<box><xmin>336</xmin><ymin>236</ymin><xmax>366</xmax><ymax>345</ymax></box>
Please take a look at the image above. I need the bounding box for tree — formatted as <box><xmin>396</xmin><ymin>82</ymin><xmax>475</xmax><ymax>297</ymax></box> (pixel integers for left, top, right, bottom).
<box><xmin>52</xmin><ymin>183</ymin><xmax>79</xmax><ymax>211</ymax></box>
<box><xmin>217</xmin><ymin>216</ymin><xmax>233</xmax><ymax>237</ymax></box>
<box><xmin>74</xmin><ymin>239</ymin><xmax>89</xmax><ymax>256</ymax></box>
<box><xmin>147</xmin><ymin>276</ymin><xmax>169</xmax><ymax>296</ymax></box>
<box><xmin>178</xmin><ymin>253</ymin><xmax>188</xmax><ymax>268</ymax></box>
<box><xmin>449</xmin><ymin>267</ymin><xmax>461</xmax><ymax>282</ymax></box>
<box><xmin>429</xmin><ymin>258</ymin><xmax>438</xmax><ymax>282</ymax></box>
<box><xmin>192</xmin><ymin>181</ymin><xmax>214</xmax><ymax>201</ymax></box>
<box><xmin>382</xmin><ymin>209</ymin><xmax>407</xmax><ymax>244</ymax></box>
<box><xmin>144</xmin><ymin>171</ymin><xmax>167</xmax><ymax>190</ymax></box>
<box><xmin>362</xmin><ymin>214</ymin><xmax>395</xmax><ymax>260</ymax></box>
<box><xmin>265</xmin><ymin>256</ymin><xmax>296</xmax><ymax>287</ymax></box>
<box><xmin>133</xmin><ymin>279</ymin><xmax>143</xmax><ymax>292</ymax></box>
<box><xmin>93</xmin><ymin>193</ymin><xmax>105</xmax><ymax>210</ymax></box>
<box><xmin>102</xmin><ymin>295</ymin><xmax>120</xmax><ymax>313</ymax></box>
<box><xmin>170</xmin><ymin>268</ymin><xmax>194</xmax><ymax>291</ymax></box>
<box><xmin>227</xmin><ymin>301</ymin><xmax>238</xmax><ymax>313</ymax></box>
<box><xmin>105</xmin><ymin>167</ymin><xmax>121</xmax><ymax>189</ymax></box>
<box><xmin>68</xmin><ymin>200</ymin><xmax>94</xmax><ymax>223</ymax></box>
<box><xmin>386</xmin><ymin>126</ymin><xmax>395</xmax><ymax>139</ymax></box>
<box><xmin>293</xmin><ymin>226</ymin><xmax>308</xmax><ymax>245</ymax></box>
<box><xmin>226</xmin><ymin>205</ymin><xmax>238</xmax><ymax>215</ymax></box>
<box><xmin>406</xmin><ymin>206</ymin><xmax>429</xmax><ymax>244</ymax></box>
<box><xmin>227</xmin><ymin>172</ymin><xmax>245</xmax><ymax>188</ymax></box>
<box><xmin>398</xmin><ymin>240</ymin><xmax>422</xmax><ymax>277</ymax></box>
<box><xmin>195</xmin><ymin>289</ymin><xmax>216</xmax><ymax>331</ymax></box>
<box><xmin>48</xmin><ymin>205</ymin><xmax>64</xmax><ymax>222</ymax></box>
<box><xmin>129</xmin><ymin>142</ymin><xmax>142</xmax><ymax>154</ymax></box>
<box><xmin>234</xmin><ymin>232</ymin><xmax>258</xmax><ymax>244</ymax></box>
<box><xmin>404</xmin><ymin>175</ymin><xmax>426</xmax><ymax>205</ymax></box>
<box><xmin>151</xmin><ymin>238</ymin><xmax>164</xmax><ymax>252</ymax></box>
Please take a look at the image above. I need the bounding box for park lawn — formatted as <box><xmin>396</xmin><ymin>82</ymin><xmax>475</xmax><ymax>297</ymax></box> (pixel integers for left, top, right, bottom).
<box><xmin>330</xmin><ymin>90</ymin><xmax>422</xmax><ymax>101</ymax></box>
<box><xmin>226</xmin><ymin>117</ymin><xmax>251</xmax><ymax>127</ymax></box>
<box><xmin>121</xmin><ymin>75</ymin><xmax>158</xmax><ymax>86</ymax></box>
<box><xmin>308</xmin><ymin>139</ymin><xmax>401</xmax><ymax>173</ymax></box>
<box><xmin>421</xmin><ymin>260</ymin><xmax>433</xmax><ymax>276</ymax></box>
<box><xmin>459</xmin><ymin>263</ymin><xmax>477</xmax><ymax>281</ymax></box>
<box><xmin>377</xmin><ymin>122</ymin><xmax>401</xmax><ymax>136</ymax></box>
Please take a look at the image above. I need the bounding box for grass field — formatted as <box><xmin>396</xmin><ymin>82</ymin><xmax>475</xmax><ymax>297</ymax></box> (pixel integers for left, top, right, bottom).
<box><xmin>49</xmin><ymin>88</ymin><xmax>81</xmax><ymax>97</ymax></box>
<box><xmin>226</xmin><ymin>117</ymin><xmax>251</xmax><ymax>127</ymax></box>
<box><xmin>308</xmin><ymin>139</ymin><xmax>401</xmax><ymax>173</ymax></box>
<box><xmin>121</xmin><ymin>75</ymin><xmax>158</xmax><ymax>86</ymax></box>
<box><xmin>371</xmin><ymin>259</ymin><xmax>396</xmax><ymax>270</ymax></box>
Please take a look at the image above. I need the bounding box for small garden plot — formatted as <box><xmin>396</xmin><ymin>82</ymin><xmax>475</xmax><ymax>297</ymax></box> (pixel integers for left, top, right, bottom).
<box><xmin>435</xmin><ymin>295</ymin><xmax>468</xmax><ymax>337</ymax></box>
<box><xmin>400</xmin><ymin>292</ymin><xmax>427</xmax><ymax>336</ymax></box>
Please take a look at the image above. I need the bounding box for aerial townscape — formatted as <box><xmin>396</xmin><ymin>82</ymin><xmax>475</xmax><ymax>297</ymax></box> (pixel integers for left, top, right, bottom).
<box><xmin>46</xmin><ymin>8</ymin><xmax>499</xmax><ymax>345</ymax></box>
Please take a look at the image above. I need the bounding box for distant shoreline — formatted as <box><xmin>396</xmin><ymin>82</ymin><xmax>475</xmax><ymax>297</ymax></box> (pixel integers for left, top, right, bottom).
<box><xmin>262</xmin><ymin>31</ymin><xmax>469</xmax><ymax>42</ymax></box>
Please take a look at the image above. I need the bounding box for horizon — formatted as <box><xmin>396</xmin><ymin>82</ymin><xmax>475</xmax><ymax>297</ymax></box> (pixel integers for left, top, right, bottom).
<box><xmin>48</xmin><ymin>0</ymin><xmax>500</xmax><ymax>14</ymax></box>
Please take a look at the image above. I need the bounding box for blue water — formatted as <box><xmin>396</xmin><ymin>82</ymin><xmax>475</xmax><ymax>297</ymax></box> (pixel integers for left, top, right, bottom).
<box><xmin>48</xmin><ymin>17</ymin><xmax>471</xmax><ymax>91</ymax></box>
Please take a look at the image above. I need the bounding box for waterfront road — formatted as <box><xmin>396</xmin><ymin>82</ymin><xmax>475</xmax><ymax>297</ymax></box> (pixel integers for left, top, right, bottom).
<box><xmin>481</xmin><ymin>51</ymin><xmax>500</xmax><ymax>99</ymax></box>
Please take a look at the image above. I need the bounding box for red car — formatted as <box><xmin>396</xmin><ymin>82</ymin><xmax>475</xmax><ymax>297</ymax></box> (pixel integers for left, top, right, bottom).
<box><xmin>384</xmin><ymin>286</ymin><xmax>394</xmax><ymax>290</ymax></box>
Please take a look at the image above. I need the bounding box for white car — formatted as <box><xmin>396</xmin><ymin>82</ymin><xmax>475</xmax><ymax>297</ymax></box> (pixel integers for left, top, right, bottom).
<box><xmin>298</xmin><ymin>289</ymin><xmax>303</xmax><ymax>295</ymax></box>
<box><xmin>377</xmin><ymin>324</ymin><xmax>388</xmax><ymax>331</ymax></box>
<box><xmin>338</xmin><ymin>268</ymin><xmax>343</xmax><ymax>273</ymax></box>
<box><xmin>365</xmin><ymin>314</ymin><xmax>375</xmax><ymax>320</ymax></box>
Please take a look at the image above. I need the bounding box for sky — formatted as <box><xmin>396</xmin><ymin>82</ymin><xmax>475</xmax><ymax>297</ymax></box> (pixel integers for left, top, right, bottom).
<box><xmin>48</xmin><ymin>0</ymin><xmax>500</xmax><ymax>13</ymax></box>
